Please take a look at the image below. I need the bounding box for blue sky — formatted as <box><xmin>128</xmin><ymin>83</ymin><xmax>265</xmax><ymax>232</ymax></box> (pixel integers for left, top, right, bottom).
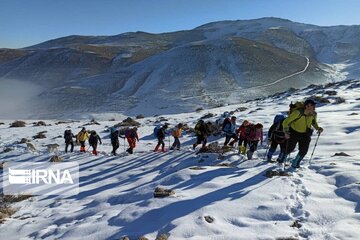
<box><xmin>1</xmin><ymin>0</ymin><xmax>360</xmax><ymax>49</ymax></box>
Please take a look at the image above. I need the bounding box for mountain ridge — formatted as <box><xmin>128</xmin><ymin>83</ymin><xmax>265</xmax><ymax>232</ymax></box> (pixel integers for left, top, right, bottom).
<box><xmin>0</xmin><ymin>17</ymin><xmax>358</xmax><ymax>118</ymax></box>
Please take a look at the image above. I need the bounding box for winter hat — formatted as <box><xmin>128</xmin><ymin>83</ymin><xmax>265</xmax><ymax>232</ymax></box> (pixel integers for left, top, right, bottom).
<box><xmin>304</xmin><ymin>99</ymin><xmax>316</xmax><ymax>106</ymax></box>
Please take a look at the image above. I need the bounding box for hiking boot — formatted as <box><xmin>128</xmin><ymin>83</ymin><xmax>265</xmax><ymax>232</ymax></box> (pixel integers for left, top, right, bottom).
<box><xmin>247</xmin><ymin>150</ymin><xmax>254</xmax><ymax>160</ymax></box>
<box><xmin>277</xmin><ymin>162</ymin><xmax>285</xmax><ymax>171</ymax></box>
<box><xmin>239</xmin><ymin>146</ymin><xmax>246</xmax><ymax>154</ymax></box>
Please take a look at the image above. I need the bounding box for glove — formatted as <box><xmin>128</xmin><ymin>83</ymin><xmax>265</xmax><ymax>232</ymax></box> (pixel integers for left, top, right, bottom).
<box><xmin>317</xmin><ymin>127</ymin><xmax>324</xmax><ymax>134</ymax></box>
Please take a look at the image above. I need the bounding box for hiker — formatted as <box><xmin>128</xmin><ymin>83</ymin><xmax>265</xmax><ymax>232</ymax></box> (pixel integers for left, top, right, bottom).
<box><xmin>236</xmin><ymin>120</ymin><xmax>251</xmax><ymax>154</ymax></box>
<box><xmin>223</xmin><ymin>116</ymin><xmax>238</xmax><ymax>147</ymax></box>
<box><xmin>76</xmin><ymin>127</ymin><xmax>90</xmax><ymax>152</ymax></box>
<box><xmin>267</xmin><ymin>115</ymin><xmax>287</xmax><ymax>162</ymax></box>
<box><xmin>170</xmin><ymin>123</ymin><xmax>183</xmax><ymax>150</ymax></box>
<box><xmin>125</xmin><ymin>127</ymin><xmax>139</xmax><ymax>154</ymax></box>
<box><xmin>89</xmin><ymin>131</ymin><xmax>102</xmax><ymax>155</ymax></box>
<box><xmin>281</xmin><ymin>99</ymin><xmax>324</xmax><ymax>168</ymax></box>
<box><xmin>64</xmin><ymin>129</ymin><xmax>75</xmax><ymax>153</ymax></box>
<box><xmin>110</xmin><ymin>128</ymin><xmax>120</xmax><ymax>155</ymax></box>
<box><xmin>192</xmin><ymin>120</ymin><xmax>210</xmax><ymax>150</ymax></box>
<box><xmin>246</xmin><ymin>123</ymin><xmax>263</xmax><ymax>160</ymax></box>
<box><xmin>154</xmin><ymin>124</ymin><xmax>168</xmax><ymax>152</ymax></box>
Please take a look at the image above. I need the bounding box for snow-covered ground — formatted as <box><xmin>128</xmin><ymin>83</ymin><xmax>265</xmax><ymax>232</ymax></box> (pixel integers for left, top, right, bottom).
<box><xmin>0</xmin><ymin>80</ymin><xmax>359</xmax><ymax>240</ymax></box>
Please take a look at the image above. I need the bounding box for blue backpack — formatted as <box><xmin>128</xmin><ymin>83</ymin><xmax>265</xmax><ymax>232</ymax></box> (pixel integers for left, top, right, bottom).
<box><xmin>273</xmin><ymin>114</ymin><xmax>285</xmax><ymax>124</ymax></box>
<box><xmin>153</xmin><ymin>126</ymin><xmax>161</xmax><ymax>138</ymax></box>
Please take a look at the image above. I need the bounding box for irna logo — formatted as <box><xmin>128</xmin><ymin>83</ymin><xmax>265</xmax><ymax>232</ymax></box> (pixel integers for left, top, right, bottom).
<box><xmin>9</xmin><ymin>168</ymin><xmax>74</xmax><ymax>185</ymax></box>
<box><xmin>3</xmin><ymin>162</ymin><xmax>79</xmax><ymax>196</ymax></box>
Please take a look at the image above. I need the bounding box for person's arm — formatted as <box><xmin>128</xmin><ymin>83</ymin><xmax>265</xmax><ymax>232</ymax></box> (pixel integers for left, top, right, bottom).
<box><xmin>268</xmin><ymin>124</ymin><xmax>276</xmax><ymax>138</ymax></box>
<box><xmin>312</xmin><ymin>113</ymin><xmax>323</xmax><ymax>133</ymax></box>
<box><xmin>98</xmin><ymin>135</ymin><xmax>102</xmax><ymax>144</ymax></box>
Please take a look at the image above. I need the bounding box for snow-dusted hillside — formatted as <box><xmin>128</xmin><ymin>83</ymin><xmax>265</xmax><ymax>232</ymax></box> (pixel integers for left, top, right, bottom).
<box><xmin>0</xmin><ymin>80</ymin><xmax>359</xmax><ymax>240</ymax></box>
<box><xmin>2</xmin><ymin>17</ymin><xmax>359</xmax><ymax>119</ymax></box>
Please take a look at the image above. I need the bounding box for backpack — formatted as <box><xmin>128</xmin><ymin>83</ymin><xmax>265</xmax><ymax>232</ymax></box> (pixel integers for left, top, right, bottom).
<box><xmin>125</xmin><ymin>129</ymin><xmax>135</xmax><ymax>138</ymax></box>
<box><xmin>110</xmin><ymin>130</ymin><xmax>118</xmax><ymax>141</ymax></box>
<box><xmin>64</xmin><ymin>130</ymin><xmax>72</xmax><ymax>141</ymax></box>
<box><xmin>89</xmin><ymin>134</ymin><xmax>97</xmax><ymax>145</ymax></box>
<box><xmin>288</xmin><ymin>101</ymin><xmax>306</xmax><ymax>124</ymax></box>
<box><xmin>246</xmin><ymin>124</ymin><xmax>257</xmax><ymax>141</ymax></box>
<box><xmin>289</xmin><ymin>101</ymin><xmax>304</xmax><ymax>114</ymax></box>
<box><xmin>272</xmin><ymin>119</ymin><xmax>286</xmax><ymax>143</ymax></box>
<box><xmin>273</xmin><ymin>114</ymin><xmax>285</xmax><ymax>124</ymax></box>
<box><xmin>153</xmin><ymin>126</ymin><xmax>161</xmax><ymax>138</ymax></box>
<box><xmin>222</xmin><ymin>117</ymin><xmax>231</xmax><ymax>131</ymax></box>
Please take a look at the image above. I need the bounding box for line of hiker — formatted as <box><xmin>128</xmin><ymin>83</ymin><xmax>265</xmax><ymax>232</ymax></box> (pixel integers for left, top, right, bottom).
<box><xmin>61</xmin><ymin>98</ymin><xmax>323</xmax><ymax>170</ymax></box>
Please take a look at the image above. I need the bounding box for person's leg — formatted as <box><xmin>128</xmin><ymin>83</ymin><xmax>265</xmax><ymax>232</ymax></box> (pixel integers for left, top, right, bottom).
<box><xmin>80</xmin><ymin>141</ymin><xmax>86</xmax><ymax>152</ymax></box>
<box><xmin>202</xmin><ymin>136</ymin><xmax>207</xmax><ymax>148</ymax></box>
<box><xmin>161</xmin><ymin>138</ymin><xmax>165</xmax><ymax>152</ymax></box>
<box><xmin>154</xmin><ymin>138</ymin><xmax>161</xmax><ymax>151</ymax></box>
<box><xmin>224</xmin><ymin>135</ymin><xmax>231</xmax><ymax>146</ymax></box>
<box><xmin>229</xmin><ymin>134</ymin><xmax>238</xmax><ymax>146</ymax></box>
<box><xmin>267</xmin><ymin>141</ymin><xmax>278</xmax><ymax>161</ymax></box>
<box><xmin>92</xmin><ymin>143</ymin><xmax>98</xmax><ymax>155</ymax></box>
<box><xmin>292</xmin><ymin>135</ymin><xmax>311</xmax><ymax>167</ymax></box>
<box><xmin>65</xmin><ymin>142</ymin><xmax>69</xmax><ymax>153</ymax></box>
<box><xmin>175</xmin><ymin>137</ymin><xmax>181</xmax><ymax>149</ymax></box>
<box><xmin>70</xmin><ymin>141</ymin><xmax>74</xmax><ymax>152</ymax></box>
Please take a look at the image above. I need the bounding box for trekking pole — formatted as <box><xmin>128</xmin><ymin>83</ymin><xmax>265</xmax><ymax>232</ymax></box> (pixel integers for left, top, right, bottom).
<box><xmin>309</xmin><ymin>132</ymin><xmax>321</xmax><ymax>165</ymax></box>
<box><xmin>168</xmin><ymin>135</ymin><xmax>170</xmax><ymax>149</ymax></box>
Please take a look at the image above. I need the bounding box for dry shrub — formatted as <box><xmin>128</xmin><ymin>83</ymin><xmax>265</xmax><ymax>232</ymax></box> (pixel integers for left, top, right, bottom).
<box><xmin>0</xmin><ymin>194</ymin><xmax>32</xmax><ymax>224</ymax></box>
<box><xmin>204</xmin><ymin>216</ymin><xmax>214</xmax><ymax>223</ymax></box>
<box><xmin>265</xmin><ymin>170</ymin><xmax>291</xmax><ymax>178</ymax></box>
<box><xmin>332</xmin><ymin>152</ymin><xmax>350</xmax><ymax>157</ymax></box>
<box><xmin>83</xmin><ymin>119</ymin><xmax>101</xmax><ymax>126</ymax></box>
<box><xmin>2</xmin><ymin>194</ymin><xmax>32</xmax><ymax>203</ymax></box>
<box><xmin>216</xmin><ymin>162</ymin><xmax>233</xmax><ymax>167</ymax></box>
<box><xmin>114</xmin><ymin>117</ymin><xmax>141</xmax><ymax>127</ymax></box>
<box><xmin>197</xmin><ymin>143</ymin><xmax>232</xmax><ymax>154</ymax></box>
<box><xmin>33</xmin><ymin>131</ymin><xmax>47</xmax><ymax>139</ymax></box>
<box><xmin>33</xmin><ymin>121</ymin><xmax>47</xmax><ymax>126</ymax></box>
<box><xmin>189</xmin><ymin>166</ymin><xmax>207</xmax><ymax>170</ymax></box>
<box><xmin>10</xmin><ymin>120</ymin><xmax>26</xmax><ymax>128</ymax></box>
<box><xmin>333</xmin><ymin>97</ymin><xmax>345</xmax><ymax>104</ymax></box>
<box><xmin>156</xmin><ymin>233</ymin><xmax>169</xmax><ymax>240</ymax></box>
<box><xmin>200</xmin><ymin>113</ymin><xmax>215</xmax><ymax>119</ymax></box>
<box><xmin>50</xmin><ymin>155</ymin><xmax>63</xmax><ymax>162</ymax></box>
<box><xmin>154</xmin><ymin>187</ymin><xmax>175</xmax><ymax>198</ymax></box>
<box><xmin>2</xmin><ymin>148</ymin><xmax>13</xmax><ymax>153</ymax></box>
<box><xmin>138</xmin><ymin>237</ymin><xmax>149</xmax><ymax>240</ymax></box>
<box><xmin>0</xmin><ymin>206</ymin><xmax>17</xmax><ymax>224</ymax></box>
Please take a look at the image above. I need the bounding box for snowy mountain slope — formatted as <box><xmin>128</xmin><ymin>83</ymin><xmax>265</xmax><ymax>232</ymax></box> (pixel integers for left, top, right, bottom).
<box><xmin>0</xmin><ymin>79</ymin><xmax>359</xmax><ymax>239</ymax></box>
<box><xmin>0</xmin><ymin>17</ymin><xmax>358</xmax><ymax>118</ymax></box>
